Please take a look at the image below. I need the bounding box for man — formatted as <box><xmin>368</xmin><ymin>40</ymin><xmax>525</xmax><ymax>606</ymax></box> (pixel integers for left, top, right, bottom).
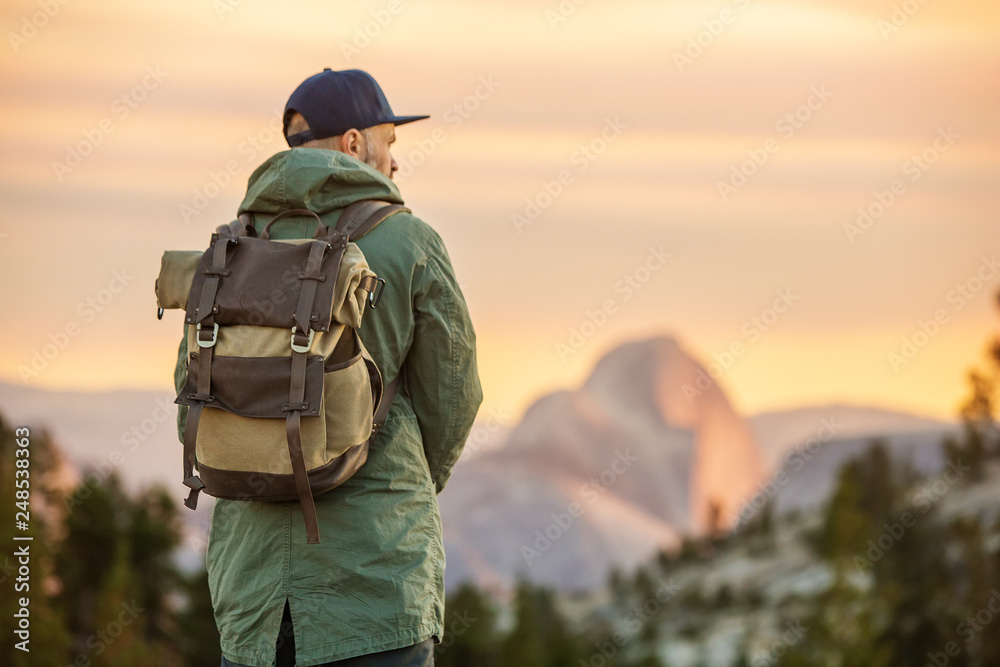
<box><xmin>174</xmin><ymin>68</ymin><xmax>482</xmax><ymax>667</ymax></box>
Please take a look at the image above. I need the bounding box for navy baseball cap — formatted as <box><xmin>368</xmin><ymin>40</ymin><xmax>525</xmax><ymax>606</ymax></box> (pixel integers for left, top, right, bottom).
<box><xmin>283</xmin><ymin>68</ymin><xmax>429</xmax><ymax>147</ymax></box>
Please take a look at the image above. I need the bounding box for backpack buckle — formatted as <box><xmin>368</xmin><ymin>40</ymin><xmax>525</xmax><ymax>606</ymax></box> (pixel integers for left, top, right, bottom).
<box><xmin>196</xmin><ymin>322</ymin><xmax>219</xmax><ymax>348</ymax></box>
<box><xmin>368</xmin><ymin>278</ymin><xmax>386</xmax><ymax>309</ymax></box>
<box><xmin>290</xmin><ymin>326</ymin><xmax>315</xmax><ymax>353</ymax></box>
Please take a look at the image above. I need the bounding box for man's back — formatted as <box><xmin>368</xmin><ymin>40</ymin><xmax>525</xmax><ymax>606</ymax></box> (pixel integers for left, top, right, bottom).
<box><xmin>175</xmin><ymin>148</ymin><xmax>482</xmax><ymax>666</ymax></box>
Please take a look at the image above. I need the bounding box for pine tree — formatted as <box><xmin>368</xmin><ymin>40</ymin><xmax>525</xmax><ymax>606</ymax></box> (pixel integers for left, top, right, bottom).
<box><xmin>436</xmin><ymin>582</ymin><xmax>500</xmax><ymax>667</ymax></box>
<box><xmin>176</xmin><ymin>568</ymin><xmax>221</xmax><ymax>667</ymax></box>
<box><xmin>90</xmin><ymin>535</ymin><xmax>178</xmax><ymax>666</ymax></box>
<box><xmin>499</xmin><ymin>579</ymin><xmax>585</xmax><ymax>667</ymax></box>
<box><xmin>57</xmin><ymin>472</ymin><xmax>184</xmax><ymax>665</ymax></box>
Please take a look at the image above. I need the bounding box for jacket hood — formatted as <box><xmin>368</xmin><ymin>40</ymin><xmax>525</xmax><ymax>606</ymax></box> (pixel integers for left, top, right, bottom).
<box><xmin>238</xmin><ymin>148</ymin><xmax>404</xmax><ymax>215</ymax></box>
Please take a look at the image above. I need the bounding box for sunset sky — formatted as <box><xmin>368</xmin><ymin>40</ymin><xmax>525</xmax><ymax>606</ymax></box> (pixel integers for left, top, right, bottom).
<box><xmin>1</xmin><ymin>0</ymin><xmax>998</xmax><ymax>423</ymax></box>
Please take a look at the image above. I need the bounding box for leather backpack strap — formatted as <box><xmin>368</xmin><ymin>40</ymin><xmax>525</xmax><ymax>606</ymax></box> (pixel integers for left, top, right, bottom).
<box><xmin>181</xmin><ymin>233</ymin><xmax>237</xmax><ymax>510</ymax></box>
<box><xmin>286</xmin><ymin>342</ymin><xmax>320</xmax><ymax>544</ymax></box>
<box><xmin>336</xmin><ymin>200</ymin><xmax>409</xmax><ymax>241</ymax></box>
<box><xmin>334</xmin><ymin>200</ymin><xmax>407</xmax><ymax>309</ymax></box>
<box><xmin>238</xmin><ymin>202</ymin><xmax>407</xmax><ymax>243</ymax></box>
<box><xmin>284</xmin><ymin>234</ymin><xmax>338</xmax><ymax>544</ymax></box>
<box><xmin>371</xmin><ymin>370</ymin><xmax>403</xmax><ymax>441</ymax></box>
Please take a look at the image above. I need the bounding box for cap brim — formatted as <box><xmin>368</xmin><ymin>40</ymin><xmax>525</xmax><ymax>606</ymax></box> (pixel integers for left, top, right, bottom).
<box><xmin>391</xmin><ymin>114</ymin><xmax>430</xmax><ymax>127</ymax></box>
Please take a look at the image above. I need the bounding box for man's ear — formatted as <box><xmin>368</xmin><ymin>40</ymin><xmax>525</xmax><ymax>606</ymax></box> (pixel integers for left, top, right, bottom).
<box><xmin>338</xmin><ymin>129</ymin><xmax>364</xmax><ymax>159</ymax></box>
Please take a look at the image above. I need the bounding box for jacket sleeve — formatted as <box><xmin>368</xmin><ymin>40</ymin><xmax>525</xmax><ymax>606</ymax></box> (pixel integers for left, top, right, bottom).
<box><xmin>405</xmin><ymin>239</ymin><xmax>483</xmax><ymax>494</ymax></box>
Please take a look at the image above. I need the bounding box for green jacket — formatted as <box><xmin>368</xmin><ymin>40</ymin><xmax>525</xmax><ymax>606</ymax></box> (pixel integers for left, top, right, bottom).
<box><xmin>173</xmin><ymin>148</ymin><xmax>483</xmax><ymax>666</ymax></box>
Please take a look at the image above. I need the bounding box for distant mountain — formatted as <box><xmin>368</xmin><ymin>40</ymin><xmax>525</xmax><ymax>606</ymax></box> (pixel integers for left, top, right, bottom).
<box><xmin>0</xmin><ymin>381</ymin><xmax>182</xmax><ymax>493</ymax></box>
<box><xmin>440</xmin><ymin>336</ymin><xmax>765</xmax><ymax>590</ymax></box>
<box><xmin>748</xmin><ymin>404</ymin><xmax>954</xmax><ymax>472</ymax></box>
<box><xmin>740</xmin><ymin>404</ymin><xmax>958</xmax><ymax>521</ymax></box>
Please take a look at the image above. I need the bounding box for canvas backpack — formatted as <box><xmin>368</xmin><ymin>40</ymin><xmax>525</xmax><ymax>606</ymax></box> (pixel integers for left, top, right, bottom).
<box><xmin>155</xmin><ymin>200</ymin><xmax>407</xmax><ymax>543</ymax></box>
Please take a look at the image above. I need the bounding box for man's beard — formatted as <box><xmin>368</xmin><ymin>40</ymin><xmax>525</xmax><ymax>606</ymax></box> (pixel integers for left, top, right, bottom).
<box><xmin>361</xmin><ymin>129</ymin><xmax>389</xmax><ymax>179</ymax></box>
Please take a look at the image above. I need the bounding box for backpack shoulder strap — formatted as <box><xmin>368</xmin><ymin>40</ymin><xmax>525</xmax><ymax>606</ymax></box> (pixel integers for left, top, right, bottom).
<box><xmin>216</xmin><ymin>212</ymin><xmax>257</xmax><ymax>239</ymax></box>
<box><xmin>336</xmin><ymin>200</ymin><xmax>409</xmax><ymax>241</ymax></box>
<box><xmin>371</xmin><ymin>371</ymin><xmax>402</xmax><ymax>439</ymax></box>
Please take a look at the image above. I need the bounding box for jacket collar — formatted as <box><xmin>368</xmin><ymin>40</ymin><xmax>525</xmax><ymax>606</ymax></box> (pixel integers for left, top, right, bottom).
<box><xmin>238</xmin><ymin>148</ymin><xmax>404</xmax><ymax>216</ymax></box>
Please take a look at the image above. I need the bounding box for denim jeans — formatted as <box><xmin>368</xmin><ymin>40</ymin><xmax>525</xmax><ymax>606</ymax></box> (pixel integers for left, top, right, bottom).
<box><xmin>220</xmin><ymin>600</ymin><xmax>435</xmax><ymax>667</ymax></box>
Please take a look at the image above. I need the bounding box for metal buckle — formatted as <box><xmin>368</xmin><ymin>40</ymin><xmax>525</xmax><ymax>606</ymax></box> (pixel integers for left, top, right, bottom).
<box><xmin>196</xmin><ymin>322</ymin><xmax>219</xmax><ymax>348</ymax></box>
<box><xmin>290</xmin><ymin>326</ymin><xmax>315</xmax><ymax>353</ymax></box>
<box><xmin>368</xmin><ymin>278</ymin><xmax>386</xmax><ymax>309</ymax></box>
<box><xmin>183</xmin><ymin>475</ymin><xmax>205</xmax><ymax>491</ymax></box>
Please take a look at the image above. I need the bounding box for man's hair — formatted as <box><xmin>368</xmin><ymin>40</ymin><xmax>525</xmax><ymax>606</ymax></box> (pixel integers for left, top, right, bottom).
<box><xmin>285</xmin><ymin>112</ymin><xmax>377</xmax><ymax>167</ymax></box>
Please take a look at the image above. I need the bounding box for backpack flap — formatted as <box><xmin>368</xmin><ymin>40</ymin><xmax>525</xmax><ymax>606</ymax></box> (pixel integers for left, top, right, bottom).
<box><xmin>155</xmin><ymin>250</ymin><xmax>203</xmax><ymax>310</ymax></box>
<box><xmin>184</xmin><ymin>234</ymin><xmax>346</xmax><ymax>332</ymax></box>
